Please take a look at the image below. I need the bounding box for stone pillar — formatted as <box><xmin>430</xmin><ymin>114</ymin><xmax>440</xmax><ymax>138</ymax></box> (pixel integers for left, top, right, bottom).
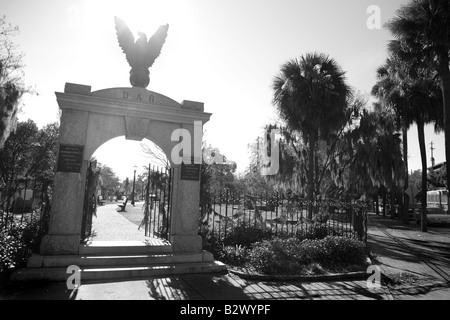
<box><xmin>168</xmin><ymin>112</ymin><xmax>205</xmax><ymax>253</ymax></box>
<box><xmin>40</xmin><ymin>169</ymin><xmax>86</xmax><ymax>255</ymax></box>
<box><xmin>169</xmin><ymin>165</ymin><xmax>203</xmax><ymax>253</ymax></box>
<box><xmin>40</xmin><ymin>86</ymin><xmax>91</xmax><ymax>255</ymax></box>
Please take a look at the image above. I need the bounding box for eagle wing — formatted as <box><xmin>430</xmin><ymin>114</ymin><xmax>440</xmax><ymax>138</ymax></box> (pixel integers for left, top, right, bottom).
<box><xmin>145</xmin><ymin>24</ymin><xmax>169</xmax><ymax>68</ymax></box>
<box><xmin>114</xmin><ymin>16</ymin><xmax>136</xmax><ymax>68</ymax></box>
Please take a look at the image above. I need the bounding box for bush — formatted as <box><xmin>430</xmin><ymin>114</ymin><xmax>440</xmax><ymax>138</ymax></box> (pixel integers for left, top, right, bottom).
<box><xmin>199</xmin><ymin>228</ymin><xmax>226</xmax><ymax>261</ymax></box>
<box><xmin>0</xmin><ymin>217</ymin><xmax>47</xmax><ymax>275</ymax></box>
<box><xmin>199</xmin><ymin>223</ymin><xmax>272</xmax><ymax>266</ymax></box>
<box><xmin>248</xmin><ymin>238</ymin><xmax>302</xmax><ymax>275</ymax></box>
<box><xmin>296</xmin><ymin>222</ymin><xmax>342</xmax><ymax>241</ymax></box>
<box><xmin>223</xmin><ymin>245</ymin><xmax>248</xmax><ymax>267</ymax></box>
<box><xmin>246</xmin><ymin>236</ymin><xmax>366</xmax><ymax>275</ymax></box>
<box><xmin>320</xmin><ymin>236</ymin><xmax>366</xmax><ymax>265</ymax></box>
<box><xmin>200</xmin><ymin>216</ymin><xmax>365</xmax><ymax>274</ymax></box>
<box><xmin>294</xmin><ymin>238</ymin><xmax>327</xmax><ymax>263</ymax></box>
<box><xmin>222</xmin><ymin>223</ymin><xmax>271</xmax><ymax>248</ymax></box>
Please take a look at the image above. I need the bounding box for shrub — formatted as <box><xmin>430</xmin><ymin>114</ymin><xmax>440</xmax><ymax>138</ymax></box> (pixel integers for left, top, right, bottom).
<box><xmin>222</xmin><ymin>223</ymin><xmax>271</xmax><ymax>248</ymax></box>
<box><xmin>0</xmin><ymin>216</ymin><xmax>47</xmax><ymax>275</ymax></box>
<box><xmin>295</xmin><ymin>238</ymin><xmax>327</xmax><ymax>263</ymax></box>
<box><xmin>200</xmin><ymin>230</ymin><xmax>226</xmax><ymax>261</ymax></box>
<box><xmin>246</xmin><ymin>236</ymin><xmax>366</xmax><ymax>275</ymax></box>
<box><xmin>297</xmin><ymin>223</ymin><xmax>328</xmax><ymax>240</ymax></box>
<box><xmin>296</xmin><ymin>222</ymin><xmax>342</xmax><ymax>241</ymax></box>
<box><xmin>247</xmin><ymin>238</ymin><xmax>302</xmax><ymax>275</ymax></box>
<box><xmin>199</xmin><ymin>223</ymin><xmax>271</xmax><ymax>264</ymax></box>
<box><xmin>200</xmin><ymin>215</ymin><xmax>365</xmax><ymax>274</ymax></box>
<box><xmin>223</xmin><ymin>245</ymin><xmax>248</xmax><ymax>267</ymax></box>
<box><xmin>320</xmin><ymin>236</ymin><xmax>366</xmax><ymax>265</ymax></box>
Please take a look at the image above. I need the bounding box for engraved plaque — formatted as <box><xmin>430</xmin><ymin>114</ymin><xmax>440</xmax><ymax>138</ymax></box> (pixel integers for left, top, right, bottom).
<box><xmin>57</xmin><ymin>144</ymin><xmax>84</xmax><ymax>173</ymax></box>
<box><xmin>181</xmin><ymin>162</ymin><xmax>201</xmax><ymax>181</ymax></box>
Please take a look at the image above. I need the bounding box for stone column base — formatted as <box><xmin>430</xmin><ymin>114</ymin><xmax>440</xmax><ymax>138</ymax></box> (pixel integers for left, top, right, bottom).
<box><xmin>170</xmin><ymin>234</ymin><xmax>202</xmax><ymax>253</ymax></box>
<box><xmin>40</xmin><ymin>234</ymin><xmax>80</xmax><ymax>255</ymax></box>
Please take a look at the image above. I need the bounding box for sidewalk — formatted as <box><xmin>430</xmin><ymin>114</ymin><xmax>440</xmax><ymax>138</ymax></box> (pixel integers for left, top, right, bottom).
<box><xmin>0</xmin><ymin>273</ymin><xmax>389</xmax><ymax>300</ymax></box>
<box><xmin>1</xmin><ymin>211</ymin><xmax>449</xmax><ymax>300</ymax></box>
<box><xmin>366</xmin><ymin>212</ymin><xmax>450</xmax><ymax>300</ymax></box>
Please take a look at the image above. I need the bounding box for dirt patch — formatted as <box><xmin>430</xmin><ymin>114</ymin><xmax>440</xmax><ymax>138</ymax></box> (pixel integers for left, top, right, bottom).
<box><xmin>382</xmin><ymin>272</ymin><xmax>439</xmax><ymax>288</ymax></box>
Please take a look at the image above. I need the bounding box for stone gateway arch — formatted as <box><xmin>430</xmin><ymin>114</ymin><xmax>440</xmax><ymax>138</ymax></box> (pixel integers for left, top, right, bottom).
<box><xmin>12</xmin><ymin>83</ymin><xmax>226</xmax><ymax>281</ymax></box>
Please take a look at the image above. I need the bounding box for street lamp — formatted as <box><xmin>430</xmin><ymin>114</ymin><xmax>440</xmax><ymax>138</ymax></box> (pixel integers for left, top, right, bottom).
<box><xmin>131</xmin><ymin>165</ymin><xmax>137</xmax><ymax>206</ymax></box>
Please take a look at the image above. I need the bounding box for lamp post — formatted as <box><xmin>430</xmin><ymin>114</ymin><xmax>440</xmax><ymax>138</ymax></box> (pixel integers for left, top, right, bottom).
<box><xmin>131</xmin><ymin>165</ymin><xmax>137</xmax><ymax>206</ymax></box>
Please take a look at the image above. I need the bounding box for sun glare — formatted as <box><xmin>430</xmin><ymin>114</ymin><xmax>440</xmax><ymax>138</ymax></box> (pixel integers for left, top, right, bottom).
<box><xmin>84</xmin><ymin>0</ymin><xmax>185</xmax><ymax>36</ymax></box>
<box><xmin>92</xmin><ymin>137</ymin><xmax>168</xmax><ymax>181</ymax></box>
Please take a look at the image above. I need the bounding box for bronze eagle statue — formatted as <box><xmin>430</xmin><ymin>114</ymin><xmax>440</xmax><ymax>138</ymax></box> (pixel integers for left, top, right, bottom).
<box><xmin>114</xmin><ymin>17</ymin><xmax>169</xmax><ymax>88</ymax></box>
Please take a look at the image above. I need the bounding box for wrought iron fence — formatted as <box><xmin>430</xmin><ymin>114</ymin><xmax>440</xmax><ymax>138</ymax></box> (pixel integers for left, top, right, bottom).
<box><xmin>0</xmin><ymin>178</ymin><xmax>52</xmax><ymax>274</ymax></box>
<box><xmin>200</xmin><ymin>189</ymin><xmax>368</xmax><ymax>244</ymax></box>
<box><xmin>0</xmin><ymin>177</ymin><xmax>52</xmax><ymax>234</ymax></box>
<box><xmin>139</xmin><ymin>165</ymin><xmax>173</xmax><ymax>241</ymax></box>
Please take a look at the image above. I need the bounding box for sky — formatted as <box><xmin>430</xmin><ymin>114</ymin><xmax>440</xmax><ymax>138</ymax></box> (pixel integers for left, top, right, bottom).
<box><xmin>2</xmin><ymin>0</ymin><xmax>446</xmax><ymax>180</ymax></box>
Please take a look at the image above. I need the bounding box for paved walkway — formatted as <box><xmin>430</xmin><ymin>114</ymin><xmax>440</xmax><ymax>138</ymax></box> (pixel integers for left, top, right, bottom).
<box><xmin>1</xmin><ymin>211</ymin><xmax>449</xmax><ymax>301</ymax></box>
<box><xmin>0</xmin><ymin>273</ymin><xmax>389</xmax><ymax>301</ymax></box>
<box><xmin>90</xmin><ymin>201</ymin><xmax>153</xmax><ymax>242</ymax></box>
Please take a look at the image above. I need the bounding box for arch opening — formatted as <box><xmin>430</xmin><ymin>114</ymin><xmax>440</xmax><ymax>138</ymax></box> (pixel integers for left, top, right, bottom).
<box><xmin>86</xmin><ymin>136</ymin><xmax>172</xmax><ymax>244</ymax></box>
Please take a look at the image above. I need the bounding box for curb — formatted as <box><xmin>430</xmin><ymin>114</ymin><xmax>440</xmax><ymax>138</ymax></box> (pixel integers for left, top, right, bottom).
<box><xmin>228</xmin><ymin>268</ymin><xmax>370</xmax><ymax>282</ymax></box>
<box><xmin>228</xmin><ymin>255</ymin><xmax>373</xmax><ymax>282</ymax></box>
<box><xmin>228</xmin><ymin>256</ymin><xmax>374</xmax><ymax>282</ymax></box>
<box><xmin>227</xmin><ymin>252</ymin><xmax>374</xmax><ymax>282</ymax></box>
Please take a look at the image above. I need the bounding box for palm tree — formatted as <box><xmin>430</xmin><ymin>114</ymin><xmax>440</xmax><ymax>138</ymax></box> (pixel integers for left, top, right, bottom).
<box><xmin>407</xmin><ymin>68</ymin><xmax>443</xmax><ymax>232</ymax></box>
<box><xmin>272</xmin><ymin>52</ymin><xmax>351</xmax><ymax>218</ymax></box>
<box><xmin>372</xmin><ymin>56</ymin><xmax>412</xmax><ymax>221</ymax></box>
<box><xmin>372</xmin><ymin>52</ymin><xmax>443</xmax><ymax>231</ymax></box>
<box><xmin>386</xmin><ymin>0</ymin><xmax>450</xmax><ymax>205</ymax></box>
<box><xmin>350</xmin><ymin>107</ymin><xmax>405</xmax><ymax>201</ymax></box>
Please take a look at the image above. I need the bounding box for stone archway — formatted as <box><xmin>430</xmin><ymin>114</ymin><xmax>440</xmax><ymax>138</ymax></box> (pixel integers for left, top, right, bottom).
<box><xmin>40</xmin><ymin>83</ymin><xmax>211</xmax><ymax>255</ymax></box>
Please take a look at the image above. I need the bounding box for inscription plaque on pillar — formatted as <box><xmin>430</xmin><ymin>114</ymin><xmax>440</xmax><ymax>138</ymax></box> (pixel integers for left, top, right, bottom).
<box><xmin>56</xmin><ymin>144</ymin><xmax>84</xmax><ymax>173</ymax></box>
<box><xmin>181</xmin><ymin>162</ymin><xmax>201</xmax><ymax>181</ymax></box>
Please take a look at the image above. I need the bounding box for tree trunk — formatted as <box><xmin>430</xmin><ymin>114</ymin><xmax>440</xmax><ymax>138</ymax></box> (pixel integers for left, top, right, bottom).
<box><xmin>314</xmin><ymin>141</ymin><xmax>320</xmax><ymax>214</ymax></box>
<box><xmin>440</xmin><ymin>51</ymin><xmax>450</xmax><ymax>215</ymax></box>
<box><xmin>375</xmin><ymin>195</ymin><xmax>379</xmax><ymax>215</ymax></box>
<box><xmin>4</xmin><ymin>179</ymin><xmax>15</xmax><ymax>226</ymax></box>
<box><xmin>403</xmin><ymin>192</ymin><xmax>410</xmax><ymax>224</ymax></box>
<box><xmin>417</xmin><ymin>119</ymin><xmax>428</xmax><ymax>232</ymax></box>
<box><xmin>390</xmin><ymin>190</ymin><xmax>395</xmax><ymax>219</ymax></box>
<box><xmin>402</xmin><ymin>126</ymin><xmax>409</xmax><ymax>224</ymax></box>
<box><xmin>382</xmin><ymin>190</ymin><xmax>387</xmax><ymax>217</ymax></box>
<box><xmin>314</xmin><ymin>144</ymin><xmax>320</xmax><ymax>195</ymax></box>
<box><xmin>307</xmin><ymin>133</ymin><xmax>316</xmax><ymax>219</ymax></box>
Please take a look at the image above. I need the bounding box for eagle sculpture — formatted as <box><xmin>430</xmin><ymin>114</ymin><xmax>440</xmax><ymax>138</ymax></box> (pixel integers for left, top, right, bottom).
<box><xmin>114</xmin><ymin>17</ymin><xmax>169</xmax><ymax>88</ymax></box>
